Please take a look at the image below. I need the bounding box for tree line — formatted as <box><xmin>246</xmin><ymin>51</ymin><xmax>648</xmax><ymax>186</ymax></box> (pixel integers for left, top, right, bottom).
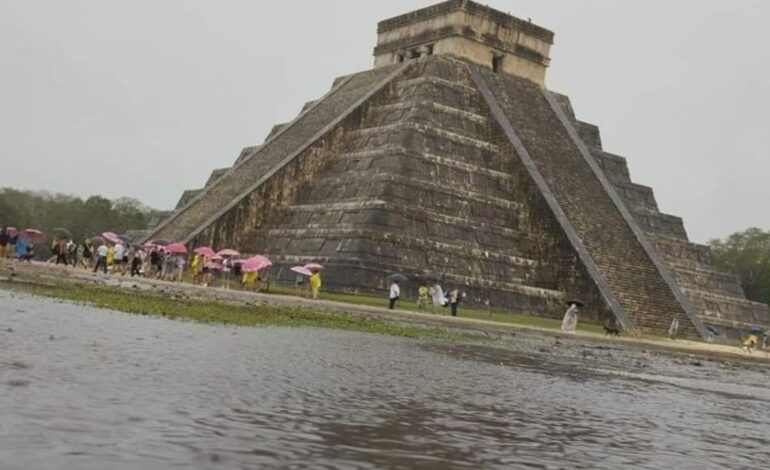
<box><xmin>710</xmin><ymin>227</ymin><xmax>770</xmax><ymax>306</ymax></box>
<box><xmin>0</xmin><ymin>187</ymin><xmax>159</xmax><ymax>247</ymax></box>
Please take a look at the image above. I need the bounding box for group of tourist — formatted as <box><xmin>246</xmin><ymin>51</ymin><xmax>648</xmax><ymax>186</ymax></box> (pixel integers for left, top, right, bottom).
<box><xmin>0</xmin><ymin>227</ymin><xmax>35</xmax><ymax>261</ymax></box>
<box><xmin>390</xmin><ymin>280</ymin><xmax>465</xmax><ymax>316</ymax></box>
<box><xmin>2</xmin><ymin>226</ymin><xmax>470</xmax><ymax>316</ymax></box>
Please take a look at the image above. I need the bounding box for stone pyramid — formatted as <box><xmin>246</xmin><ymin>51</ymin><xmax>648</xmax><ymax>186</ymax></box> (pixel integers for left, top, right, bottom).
<box><xmin>145</xmin><ymin>0</ymin><xmax>769</xmax><ymax>339</ymax></box>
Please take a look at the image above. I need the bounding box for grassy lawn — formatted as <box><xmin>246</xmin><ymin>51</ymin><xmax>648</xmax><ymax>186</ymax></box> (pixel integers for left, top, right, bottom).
<box><xmin>0</xmin><ymin>279</ymin><xmax>487</xmax><ymax>342</ymax></box>
<box><xmin>265</xmin><ymin>285</ymin><xmax>607</xmax><ymax>335</ymax></box>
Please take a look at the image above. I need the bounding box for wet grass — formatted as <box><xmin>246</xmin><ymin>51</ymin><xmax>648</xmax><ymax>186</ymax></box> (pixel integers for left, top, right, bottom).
<box><xmin>0</xmin><ymin>280</ymin><xmax>487</xmax><ymax>342</ymax></box>
<box><xmin>267</xmin><ymin>285</ymin><xmax>607</xmax><ymax>335</ymax></box>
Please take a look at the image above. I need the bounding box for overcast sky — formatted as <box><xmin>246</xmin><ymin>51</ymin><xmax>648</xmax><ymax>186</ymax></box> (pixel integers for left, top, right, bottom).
<box><xmin>1</xmin><ymin>0</ymin><xmax>768</xmax><ymax>243</ymax></box>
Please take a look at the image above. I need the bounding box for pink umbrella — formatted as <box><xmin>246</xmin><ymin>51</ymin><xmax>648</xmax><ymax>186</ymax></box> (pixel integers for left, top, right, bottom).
<box><xmin>102</xmin><ymin>232</ymin><xmax>121</xmax><ymax>244</ymax></box>
<box><xmin>242</xmin><ymin>255</ymin><xmax>273</xmax><ymax>273</ymax></box>
<box><xmin>6</xmin><ymin>227</ymin><xmax>18</xmax><ymax>238</ymax></box>
<box><xmin>193</xmin><ymin>246</ymin><xmax>216</xmax><ymax>257</ymax></box>
<box><xmin>21</xmin><ymin>229</ymin><xmax>46</xmax><ymax>244</ymax></box>
<box><xmin>165</xmin><ymin>243</ymin><xmax>188</xmax><ymax>255</ymax></box>
<box><xmin>291</xmin><ymin>266</ymin><xmax>313</xmax><ymax>277</ymax></box>
<box><xmin>217</xmin><ymin>249</ymin><xmax>241</xmax><ymax>258</ymax></box>
<box><xmin>304</xmin><ymin>262</ymin><xmax>325</xmax><ymax>271</ymax></box>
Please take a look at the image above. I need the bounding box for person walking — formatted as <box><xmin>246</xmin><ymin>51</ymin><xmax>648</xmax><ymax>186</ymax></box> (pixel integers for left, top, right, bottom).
<box><xmin>429</xmin><ymin>283</ymin><xmax>447</xmax><ymax>314</ymax></box>
<box><xmin>389</xmin><ymin>280</ymin><xmax>401</xmax><ymax>310</ymax></box>
<box><xmin>80</xmin><ymin>239</ymin><xmax>93</xmax><ymax>269</ymax></box>
<box><xmin>55</xmin><ymin>239</ymin><xmax>68</xmax><ymax>266</ymax></box>
<box><xmin>561</xmin><ymin>302</ymin><xmax>580</xmax><ymax>334</ymax></box>
<box><xmin>309</xmin><ymin>270</ymin><xmax>322</xmax><ymax>300</ymax></box>
<box><xmin>0</xmin><ymin>227</ymin><xmax>8</xmax><ymax>260</ymax></box>
<box><xmin>449</xmin><ymin>288</ymin><xmax>463</xmax><ymax>317</ymax></box>
<box><xmin>113</xmin><ymin>243</ymin><xmax>125</xmax><ymax>275</ymax></box>
<box><xmin>417</xmin><ymin>284</ymin><xmax>429</xmax><ymax>310</ymax></box>
<box><xmin>93</xmin><ymin>243</ymin><xmax>109</xmax><ymax>273</ymax></box>
<box><xmin>130</xmin><ymin>250</ymin><xmax>142</xmax><ymax>277</ymax></box>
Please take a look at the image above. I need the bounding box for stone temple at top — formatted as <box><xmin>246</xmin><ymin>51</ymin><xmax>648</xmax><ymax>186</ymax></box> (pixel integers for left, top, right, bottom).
<box><xmin>144</xmin><ymin>0</ymin><xmax>769</xmax><ymax>340</ymax></box>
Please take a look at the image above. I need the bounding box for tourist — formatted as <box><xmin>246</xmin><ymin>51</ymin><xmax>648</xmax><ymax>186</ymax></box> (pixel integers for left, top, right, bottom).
<box><xmin>449</xmin><ymin>288</ymin><xmax>463</xmax><ymax>317</ymax></box>
<box><xmin>80</xmin><ymin>239</ymin><xmax>93</xmax><ymax>269</ymax></box>
<box><xmin>93</xmin><ymin>243</ymin><xmax>109</xmax><ymax>273</ymax></box>
<box><xmin>190</xmin><ymin>254</ymin><xmax>201</xmax><ymax>283</ymax></box>
<box><xmin>130</xmin><ymin>250</ymin><xmax>142</xmax><ymax>277</ymax></box>
<box><xmin>175</xmin><ymin>255</ymin><xmax>186</xmax><ymax>282</ymax></box>
<box><xmin>417</xmin><ymin>283</ymin><xmax>429</xmax><ymax>310</ymax></box>
<box><xmin>668</xmin><ymin>318</ymin><xmax>680</xmax><ymax>340</ymax></box>
<box><xmin>309</xmin><ymin>270</ymin><xmax>322</xmax><ymax>300</ymax></box>
<box><xmin>0</xmin><ymin>227</ymin><xmax>8</xmax><ymax>260</ymax></box>
<box><xmin>242</xmin><ymin>270</ymin><xmax>259</xmax><ymax>292</ymax></box>
<box><xmin>107</xmin><ymin>243</ymin><xmax>115</xmax><ymax>271</ymax></box>
<box><xmin>295</xmin><ymin>273</ymin><xmax>305</xmax><ymax>297</ymax></box>
<box><xmin>389</xmin><ymin>280</ymin><xmax>401</xmax><ymax>310</ymax></box>
<box><xmin>113</xmin><ymin>243</ymin><xmax>126</xmax><ymax>275</ymax></box>
<box><xmin>149</xmin><ymin>248</ymin><xmax>161</xmax><ymax>279</ymax></box>
<box><xmin>67</xmin><ymin>240</ymin><xmax>77</xmax><ymax>267</ymax></box>
<box><xmin>561</xmin><ymin>302</ymin><xmax>580</xmax><ymax>334</ymax></box>
<box><xmin>429</xmin><ymin>283</ymin><xmax>447</xmax><ymax>313</ymax></box>
<box><xmin>8</xmin><ymin>233</ymin><xmax>18</xmax><ymax>259</ymax></box>
<box><xmin>54</xmin><ymin>238</ymin><xmax>68</xmax><ymax>265</ymax></box>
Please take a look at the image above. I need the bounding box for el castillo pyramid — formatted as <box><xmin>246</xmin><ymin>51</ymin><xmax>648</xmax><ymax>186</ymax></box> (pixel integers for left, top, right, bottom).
<box><xmin>144</xmin><ymin>0</ymin><xmax>769</xmax><ymax>339</ymax></box>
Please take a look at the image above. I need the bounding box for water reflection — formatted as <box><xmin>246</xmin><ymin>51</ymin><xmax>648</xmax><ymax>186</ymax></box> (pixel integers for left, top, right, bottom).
<box><xmin>1</xmin><ymin>290</ymin><xmax>769</xmax><ymax>469</ymax></box>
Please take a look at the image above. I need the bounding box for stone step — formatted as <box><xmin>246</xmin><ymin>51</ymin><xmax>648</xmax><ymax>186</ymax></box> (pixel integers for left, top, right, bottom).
<box><xmin>253</xmin><ymin>226</ymin><xmax>541</xmax><ymax>271</ymax></box>
<box><xmin>648</xmin><ymin>234</ymin><xmax>713</xmax><ymax>267</ymax></box>
<box><xmin>301</xmin><ymin>171</ymin><xmax>520</xmax><ymax>213</ymax></box>
<box><xmin>351</xmin><ymin>121</ymin><xmax>498</xmax><ymax>152</ymax></box>
<box><xmin>335</xmin><ymin>146</ymin><xmax>513</xmax><ymax>182</ymax></box>
<box><xmin>637</xmin><ymin>211</ymin><xmax>688</xmax><ymax>240</ymax></box>
<box><xmin>592</xmin><ymin>151</ymin><xmax>632</xmax><ymax>184</ymax></box>
<box><xmin>346</xmin><ymin>121</ymin><xmax>499</xmax><ymax>167</ymax></box>
<box><xmin>613</xmin><ymin>181</ymin><xmax>658</xmax><ymax>212</ymax></box>
<box><xmin>396</xmin><ymin>76</ymin><xmax>485</xmax><ymax>113</ymax></box>
<box><xmin>282</xmin><ymin>198</ymin><xmax>525</xmax><ymax>240</ymax></box>
<box><xmin>669</xmin><ymin>264</ymin><xmax>745</xmax><ymax>298</ymax></box>
<box><xmin>684</xmin><ymin>289</ymin><xmax>770</xmax><ymax>325</ymax></box>
<box><xmin>366</xmin><ymin>100</ymin><xmax>490</xmax><ymax>139</ymax></box>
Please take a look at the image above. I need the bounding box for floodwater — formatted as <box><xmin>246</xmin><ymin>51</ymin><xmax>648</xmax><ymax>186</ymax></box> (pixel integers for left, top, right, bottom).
<box><xmin>1</xmin><ymin>290</ymin><xmax>769</xmax><ymax>469</ymax></box>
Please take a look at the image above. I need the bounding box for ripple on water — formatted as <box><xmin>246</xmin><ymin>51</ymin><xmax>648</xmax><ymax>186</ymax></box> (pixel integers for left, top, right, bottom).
<box><xmin>1</xmin><ymin>289</ymin><xmax>770</xmax><ymax>469</ymax></box>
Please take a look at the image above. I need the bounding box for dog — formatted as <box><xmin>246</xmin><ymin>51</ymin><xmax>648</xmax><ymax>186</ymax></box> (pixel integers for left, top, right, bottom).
<box><xmin>742</xmin><ymin>335</ymin><xmax>758</xmax><ymax>354</ymax></box>
<box><xmin>604</xmin><ymin>326</ymin><xmax>621</xmax><ymax>338</ymax></box>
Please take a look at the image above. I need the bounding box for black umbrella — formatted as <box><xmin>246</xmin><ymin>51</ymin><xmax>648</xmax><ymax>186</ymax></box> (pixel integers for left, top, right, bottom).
<box><xmin>148</xmin><ymin>239</ymin><xmax>171</xmax><ymax>247</ymax></box>
<box><xmin>422</xmin><ymin>272</ymin><xmax>441</xmax><ymax>282</ymax></box>
<box><xmin>53</xmin><ymin>227</ymin><xmax>72</xmax><ymax>240</ymax></box>
<box><xmin>387</xmin><ymin>272</ymin><xmax>409</xmax><ymax>284</ymax></box>
<box><xmin>565</xmin><ymin>300</ymin><xmax>585</xmax><ymax>308</ymax></box>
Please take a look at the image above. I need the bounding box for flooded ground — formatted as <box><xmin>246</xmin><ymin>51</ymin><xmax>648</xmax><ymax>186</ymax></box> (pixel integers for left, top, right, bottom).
<box><xmin>1</xmin><ymin>290</ymin><xmax>769</xmax><ymax>469</ymax></box>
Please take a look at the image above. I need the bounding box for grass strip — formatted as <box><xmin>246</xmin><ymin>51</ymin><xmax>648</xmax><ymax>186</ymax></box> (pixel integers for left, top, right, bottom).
<box><xmin>1</xmin><ymin>279</ymin><xmax>487</xmax><ymax>342</ymax></box>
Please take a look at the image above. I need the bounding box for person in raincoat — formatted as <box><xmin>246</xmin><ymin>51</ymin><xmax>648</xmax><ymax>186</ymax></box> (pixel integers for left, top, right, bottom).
<box><xmin>561</xmin><ymin>302</ymin><xmax>580</xmax><ymax>334</ymax></box>
<box><xmin>242</xmin><ymin>270</ymin><xmax>259</xmax><ymax>292</ymax></box>
<box><xmin>309</xmin><ymin>270</ymin><xmax>322</xmax><ymax>300</ymax></box>
<box><xmin>429</xmin><ymin>283</ymin><xmax>447</xmax><ymax>314</ymax></box>
<box><xmin>417</xmin><ymin>284</ymin><xmax>430</xmax><ymax>310</ymax></box>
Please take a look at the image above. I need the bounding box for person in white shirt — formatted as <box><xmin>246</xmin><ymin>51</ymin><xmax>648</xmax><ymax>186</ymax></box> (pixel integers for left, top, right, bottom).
<box><xmin>93</xmin><ymin>244</ymin><xmax>109</xmax><ymax>274</ymax></box>
<box><xmin>113</xmin><ymin>243</ymin><xmax>125</xmax><ymax>274</ymax></box>
<box><xmin>389</xmin><ymin>280</ymin><xmax>401</xmax><ymax>310</ymax></box>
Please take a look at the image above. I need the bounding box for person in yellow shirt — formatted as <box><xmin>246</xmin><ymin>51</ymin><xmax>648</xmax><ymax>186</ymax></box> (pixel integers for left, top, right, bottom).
<box><xmin>309</xmin><ymin>271</ymin><xmax>322</xmax><ymax>300</ymax></box>
<box><xmin>190</xmin><ymin>254</ymin><xmax>201</xmax><ymax>283</ymax></box>
<box><xmin>417</xmin><ymin>284</ymin><xmax>429</xmax><ymax>310</ymax></box>
<box><xmin>106</xmin><ymin>244</ymin><xmax>115</xmax><ymax>271</ymax></box>
<box><xmin>242</xmin><ymin>270</ymin><xmax>259</xmax><ymax>292</ymax></box>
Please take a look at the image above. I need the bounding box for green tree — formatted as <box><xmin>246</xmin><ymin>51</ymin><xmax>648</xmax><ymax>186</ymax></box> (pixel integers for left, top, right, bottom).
<box><xmin>0</xmin><ymin>188</ymin><xmax>159</xmax><ymax>256</ymax></box>
<box><xmin>710</xmin><ymin>227</ymin><xmax>770</xmax><ymax>305</ymax></box>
